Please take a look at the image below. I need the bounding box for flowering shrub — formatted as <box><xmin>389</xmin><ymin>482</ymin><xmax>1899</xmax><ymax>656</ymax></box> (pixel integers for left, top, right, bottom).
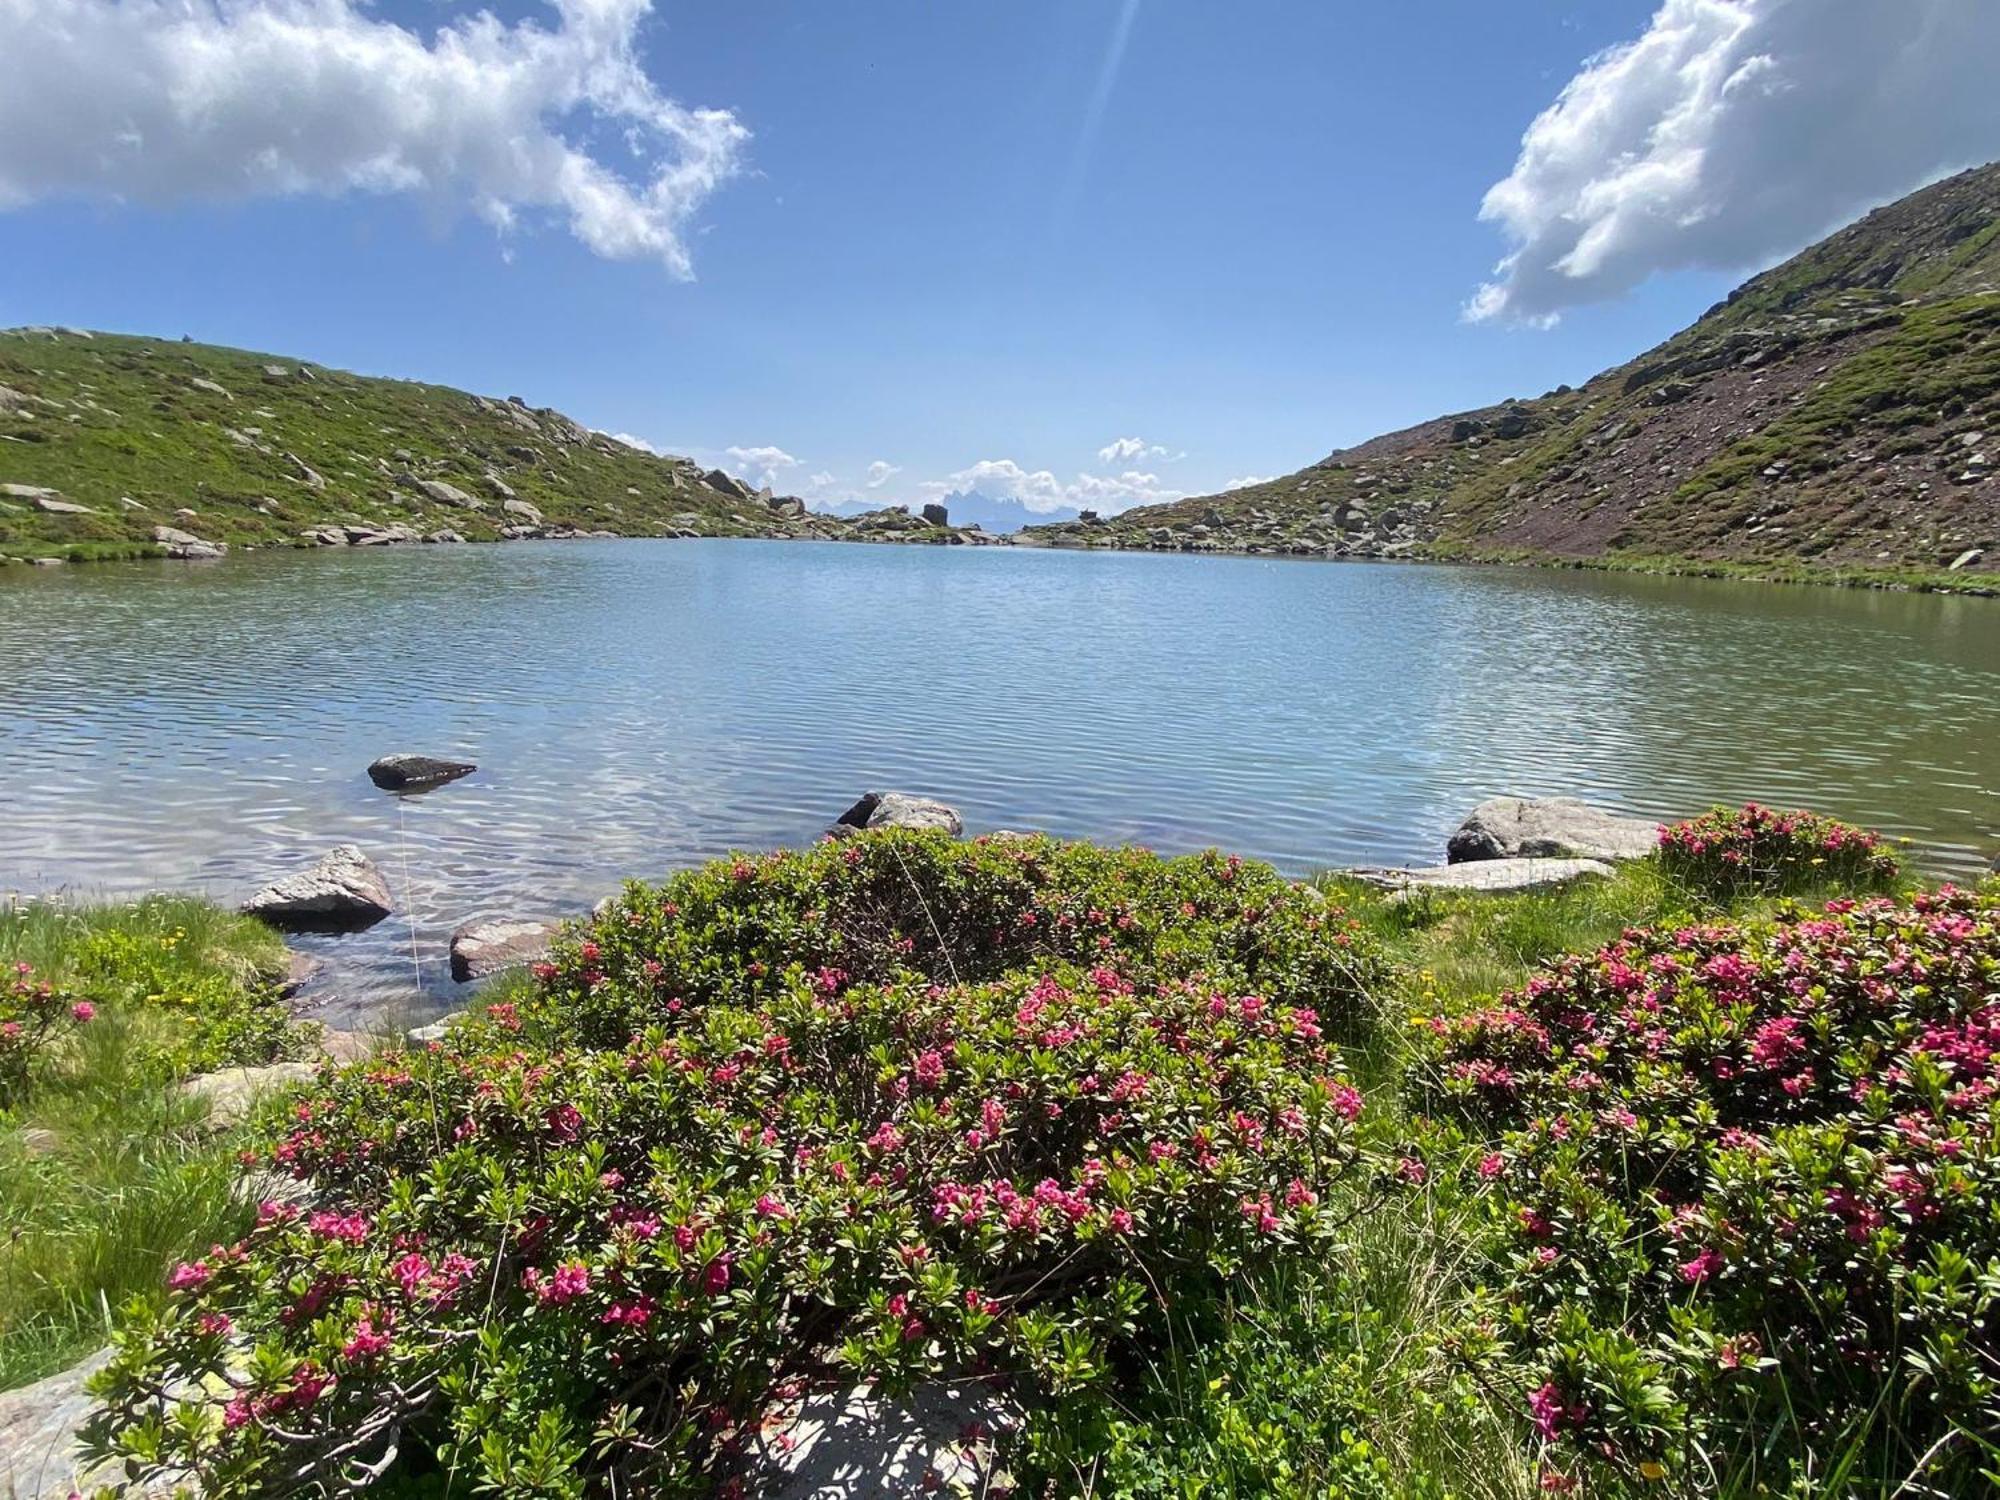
<box><xmin>1656</xmin><ymin>802</ymin><xmax>1900</xmax><ymax>900</ymax></box>
<box><xmin>1414</xmin><ymin>887</ymin><xmax>2000</xmax><ymax>1491</ymax></box>
<box><xmin>86</xmin><ymin>835</ymin><xmax>1387</xmax><ymax>1496</ymax></box>
<box><xmin>0</xmin><ymin>961</ymin><xmax>93</xmax><ymax>1105</ymax></box>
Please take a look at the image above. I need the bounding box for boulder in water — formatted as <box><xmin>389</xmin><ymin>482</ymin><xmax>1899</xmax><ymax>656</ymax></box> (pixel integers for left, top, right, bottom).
<box><xmin>241</xmin><ymin>845</ymin><xmax>392</xmax><ymax>930</ymax></box>
<box><xmin>450</xmin><ymin>918</ymin><xmax>561</xmax><ymax>982</ymax></box>
<box><xmin>367</xmin><ymin>753</ymin><xmax>476</xmax><ymax>790</ymax></box>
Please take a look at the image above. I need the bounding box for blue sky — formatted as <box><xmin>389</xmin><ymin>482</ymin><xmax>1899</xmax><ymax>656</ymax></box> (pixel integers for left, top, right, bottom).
<box><xmin>3</xmin><ymin>0</ymin><xmax>1996</xmax><ymax>513</ymax></box>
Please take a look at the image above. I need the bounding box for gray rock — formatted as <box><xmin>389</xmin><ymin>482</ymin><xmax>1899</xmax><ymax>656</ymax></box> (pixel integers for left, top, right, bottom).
<box><xmin>241</xmin><ymin>844</ymin><xmax>392</xmax><ymax>930</ymax></box>
<box><xmin>367</xmin><ymin>752</ymin><xmax>476</xmax><ymax>790</ymax></box>
<box><xmin>502</xmin><ymin>497</ymin><xmax>544</xmax><ymax>526</ymax></box>
<box><xmin>703</xmin><ymin>468</ymin><xmax>753</xmax><ymax>500</ymax></box>
<box><xmin>416</xmin><ymin>477</ymin><xmax>484</xmax><ymax>509</ymax></box>
<box><xmin>427</xmin><ymin>528</ymin><xmax>467</xmax><ymax>544</ymax></box>
<box><xmin>181</xmin><ymin>1061</ymin><xmax>320</xmax><ymax>1129</ymax></box>
<box><xmin>406</xmin><ymin>1011</ymin><xmax>468</xmax><ymax>1046</ymax></box>
<box><xmin>0</xmin><ymin>1348</ymin><xmax>179</xmax><ymax>1498</ymax></box>
<box><xmin>749</xmin><ymin>1381</ymin><xmax>1020</xmax><ymax>1500</ymax></box>
<box><xmin>1347</xmin><ymin>857</ymin><xmax>1616</xmax><ymax>894</ymax></box>
<box><xmin>150</xmin><ymin>524</ymin><xmax>225</xmax><ymax>560</ymax></box>
<box><xmin>1949</xmin><ymin>548</ymin><xmax>1984</xmax><ymax>570</ymax></box>
<box><xmin>920</xmin><ymin>502</ymin><xmax>950</xmax><ymax>527</ymax></box>
<box><xmin>1446</xmin><ymin>796</ymin><xmax>1658</xmax><ymax>864</ymax></box>
<box><xmin>834</xmin><ymin>791</ymin><xmax>965</xmax><ymax>836</ymax></box>
<box><xmin>188</xmin><ymin>377</ymin><xmax>232</xmax><ymax>399</ymax></box>
<box><xmin>287</xmin><ymin>452</ymin><xmax>326</xmax><ymax>490</ymax></box>
<box><xmin>450</xmin><ymin>918</ymin><xmax>561</xmax><ymax>982</ymax></box>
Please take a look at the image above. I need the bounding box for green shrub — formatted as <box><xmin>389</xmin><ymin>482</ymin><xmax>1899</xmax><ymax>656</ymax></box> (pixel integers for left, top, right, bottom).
<box><xmin>1657</xmin><ymin>803</ymin><xmax>1900</xmax><ymax>900</ymax></box>
<box><xmin>0</xmin><ymin>962</ymin><xmax>95</xmax><ymax>1106</ymax></box>
<box><xmin>85</xmin><ymin>834</ymin><xmax>1389</xmax><ymax>1497</ymax></box>
<box><xmin>1413</xmin><ymin>886</ymin><xmax>2000</xmax><ymax>1493</ymax></box>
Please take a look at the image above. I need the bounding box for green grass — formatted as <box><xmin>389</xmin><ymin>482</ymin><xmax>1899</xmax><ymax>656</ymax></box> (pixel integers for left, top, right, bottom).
<box><xmin>0</xmin><ymin>328</ymin><xmax>834</xmax><ymax>560</ymax></box>
<box><xmin>0</xmin><ymin>896</ymin><xmax>309</xmax><ymax>1389</ymax></box>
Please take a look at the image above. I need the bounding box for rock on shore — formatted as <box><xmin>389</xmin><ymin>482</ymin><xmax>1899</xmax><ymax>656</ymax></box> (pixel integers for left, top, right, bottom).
<box><xmin>1446</xmin><ymin>796</ymin><xmax>1658</xmax><ymax>864</ymax></box>
<box><xmin>833</xmin><ymin>791</ymin><xmax>965</xmax><ymax>836</ymax></box>
<box><xmin>241</xmin><ymin>844</ymin><xmax>392</xmax><ymax>930</ymax></box>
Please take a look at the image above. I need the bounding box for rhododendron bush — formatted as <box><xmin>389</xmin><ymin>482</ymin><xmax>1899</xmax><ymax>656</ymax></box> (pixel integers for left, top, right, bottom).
<box><xmin>0</xmin><ymin>960</ymin><xmax>94</xmax><ymax>1105</ymax></box>
<box><xmin>1415</xmin><ymin>886</ymin><xmax>2000</xmax><ymax>1492</ymax></box>
<box><xmin>84</xmin><ymin>834</ymin><xmax>1387</xmax><ymax>1496</ymax></box>
<box><xmin>1657</xmin><ymin>802</ymin><xmax>1900</xmax><ymax>900</ymax></box>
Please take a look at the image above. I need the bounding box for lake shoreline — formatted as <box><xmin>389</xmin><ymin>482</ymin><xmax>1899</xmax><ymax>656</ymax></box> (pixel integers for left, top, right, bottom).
<box><xmin>5</xmin><ymin>522</ymin><xmax>1997</xmax><ymax>597</ymax></box>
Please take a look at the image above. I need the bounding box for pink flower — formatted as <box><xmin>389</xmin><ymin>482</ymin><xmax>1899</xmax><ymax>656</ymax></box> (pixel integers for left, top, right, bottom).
<box><xmin>699</xmin><ymin>1254</ymin><xmax>733</xmax><ymax>1296</ymax></box>
<box><xmin>1478</xmin><ymin>1152</ymin><xmax>1506</xmax><ymax>1179</ymax></box>
<box><xmin>1679</xmin><ymin>1247</ymin><xmax>1724</xmax><ymax>1284</ymax></box>
<box><xmin>167</xmin><ymin>1260</ymin><xmax>213</xmax><ymax>1292</ymax></box>
<box><xmin>1528</xmin><ymin>1382</ymin><xmax>1586</xmax><ymax>1440</ymax></box>
<box><xmin>69</xmin><ymin>1001</ymin><xmax>95</xmax><ymax>1023</ymax></box>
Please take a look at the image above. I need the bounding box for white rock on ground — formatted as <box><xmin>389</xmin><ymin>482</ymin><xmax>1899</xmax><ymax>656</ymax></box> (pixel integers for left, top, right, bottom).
<box><xmin>1346</xmin><ymin>857</ymin><xmax>1616</xmax><ymax>895</ymax></box>
<box><xmin>747</xmin><ymin>1381</ymin><xmax>1020</xmax><ymax>1500</ymax></box>
<box><xmin>1446</xmin><ymin>796</ymin><xmax>1658</xmax><ymax>864</ymax></box>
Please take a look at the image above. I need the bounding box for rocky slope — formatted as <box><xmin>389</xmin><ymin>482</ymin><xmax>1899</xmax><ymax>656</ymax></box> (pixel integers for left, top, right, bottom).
<box><xmin>0</xmin><ymin>329</ymin><xmax>1003</xmax><ymax>562</ymax></box>
<box><xmin>1026</xmin><ymin>164</ymin><xmax>2000</xmax><ymax>584</ymax></box>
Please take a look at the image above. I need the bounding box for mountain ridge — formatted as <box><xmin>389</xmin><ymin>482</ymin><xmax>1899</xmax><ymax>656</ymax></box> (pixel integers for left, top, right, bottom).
<box><xmin>1025</xmin><ymin>163</ymin><xmax>2000</xmax><ymax>585</ymax></box>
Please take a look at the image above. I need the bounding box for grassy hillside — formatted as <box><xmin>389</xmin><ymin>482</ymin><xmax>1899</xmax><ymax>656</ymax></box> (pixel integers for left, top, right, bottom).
<box><xmin>1027</xmin><ymin>163</ymin><xmax>2000</xmax><ymax>590</ymax></box>
<box><xmin>0</xmin><ymin>329</ymin><xmax>985</xmax><ymax>562</ymax></box>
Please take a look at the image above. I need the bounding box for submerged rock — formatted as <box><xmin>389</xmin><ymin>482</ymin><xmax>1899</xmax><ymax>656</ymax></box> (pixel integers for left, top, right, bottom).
<box><xmin>241</xmin><ymin>844</ymin><xmax>392</xmax><ymax>930</ymax></box>
<box><xmin>1347</xmin><ymin>857</ymin><xmax>1615</xmax><ymax>894</ymax></box>
<box><xmin>833</xmin><ymin>791</ymin><xmax>965</xmax><ymax>836</ymax></box>
<box><xmin>367</xmin><ymin>753</ymin><xmax>476</xmax><ymax>790</ymax></box>
<box><xmin>450</xmin><ymin>918</ymin><xmax>561</xmax><ymax>983</ymax></box>
<box><xmin>1446</xmin><ymin>796</ymin><xmax>1658</xmax><ymax>864</ymax></box>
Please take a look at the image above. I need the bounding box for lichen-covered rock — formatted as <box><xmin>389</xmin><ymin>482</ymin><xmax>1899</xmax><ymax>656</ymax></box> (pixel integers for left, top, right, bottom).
<box><xmin>241</xmin><ymin>844</ymin><xmax>392</xmax><ymax>930</ymax></box>
<box><xmin>749</xmin><ymin>1380</ymin><xmax>1020</xmax><ymax>1500</ymax></box>
<box><xmin>1446</xmin><ymin>796</ymin><xmax>1658</xmax><ymax>864</ymax></box>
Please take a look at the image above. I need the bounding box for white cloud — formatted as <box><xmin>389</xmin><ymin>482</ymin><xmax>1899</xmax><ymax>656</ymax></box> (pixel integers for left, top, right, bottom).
<box><xmin>864</xmin><ymin>459</ymin><xmax>901</xmax><ymax>488</ymax></box>
<box><xmin>1224</xmin><ymin>475</ymin><xmax>1272</xmax><ymax>490</ymax></box>
<box><xmin>1470</xmin><ymin>0</ymin><xmax>2000</xmax><ymax>324</ymax></box>
<box><xmin>723</xmin><ymin>444</ymin><xmax>801</xmax><ymax>488</ymax></box>
<box><xmin>937</xmin><ymin>457</ymin><xmax>1183</xmax><ymax>516</ymax></box>
<box><xmin>606</xmin><ymin>431</ymin><xmax>663</xmax><ymax>455</ymax></box>
<box><xmin>806</xmin><ymin>470</ymin><xmax>837</xmax><ymax>491</ymax></box>
<box><xmin>1095</xmin><ymin>436</ymin><xmax>1185</xmax><ymax>465</ymax></box>
<box><xmin>0</xmin><ymin>0</ymin><xmax>749</xmax><ymax>277</ymax></box>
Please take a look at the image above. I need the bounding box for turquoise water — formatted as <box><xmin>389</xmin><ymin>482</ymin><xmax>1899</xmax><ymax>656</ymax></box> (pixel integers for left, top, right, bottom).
<box><xmin>3</xmin><ymin>540</ymin><xmax>1995</xmax><ymax>1019</ymax></box>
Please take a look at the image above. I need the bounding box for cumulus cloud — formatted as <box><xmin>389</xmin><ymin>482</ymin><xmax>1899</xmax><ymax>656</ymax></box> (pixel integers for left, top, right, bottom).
<box><xmin>937</xmin><ymin>458</ymin><xmax>1183</xmax><ymax>516</ymax></box>
<box><xmin>723</xmin><ymin>444</ymin><xmax>801</xmax><ymax>487</ymax></box>
<box><xmin>1223</xmin><ymin>475</ymin><xmax>1273</xmax><ymax>491</ymax></box>
<box><xmin>864</xmin><ymin>459</ymin><xmax>901</xmax><ymax>488</ymax></box>
<box><xmin>0</xmin><ymin>0</ymin><xmax>749</xmax><ymax>276</ymax></box>
<box><xmin>1470</xmin><ymin>0</ymin><xmax>2000</xmax><ymax>324</ymax></box>
<box><xmin>606</xmin><ymin>432</ymin><xmax>663</xmax><ymax>455</ymax></box>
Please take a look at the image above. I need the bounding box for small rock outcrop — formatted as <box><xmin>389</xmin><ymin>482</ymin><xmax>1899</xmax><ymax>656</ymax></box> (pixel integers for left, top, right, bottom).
<box><xmin>367</xmin><ymin>753</ymin><xmax>476</xmax><ymax>790</ymax></box>
<box><xmin>181</xmin><ymin>1061</ymin><xmax>321</xmax><ymax>1129</ymax></box>
<box><xmin>920</xmin><ymin>502</ymin><xmax>950</xmax><ymax>527</ymax></box>
<box><xmin>450</xmin><ymin>918</ymin><xmax>561</xmax><ymax>983</ymax></box>
<box><xmin>151</xmin><ymin>524</ymin><xmax>226</xmax><ymax>560</ymax></box>
<box><xmin>0</xmin><ymin>1348</ymin><xmax>181</xmax><ymax>1498</ymax></box>
<box><xmin>750</xmin><ymin>1381</ymin><xmax>1020</xmax><ymax>1500</ymax></box>
<box><xmin>833</xmin><ymin>791</ymin><xmax>965</xmax><ymax>836</ymax></box>
<box><xmin>1446</xmin><ymin>797</ymin><xmax>1659</xmax><ymax>864</ymax></box>
<box><xmin>241</xmin><ymin>844</ymin><xmax>392</xmax><ymax>930</ymax></box>
<box><xmin>1347</xmin><ymin>857</ymin><xmax>1616</xmax><ymax>895</ymax></box>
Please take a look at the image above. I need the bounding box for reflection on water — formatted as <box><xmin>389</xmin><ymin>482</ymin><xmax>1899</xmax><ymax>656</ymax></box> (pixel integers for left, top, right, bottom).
<box><xmin>4</xmin><ymin>540</ymin><xmax>1995</xmax><ymax>1021</ymax></box>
